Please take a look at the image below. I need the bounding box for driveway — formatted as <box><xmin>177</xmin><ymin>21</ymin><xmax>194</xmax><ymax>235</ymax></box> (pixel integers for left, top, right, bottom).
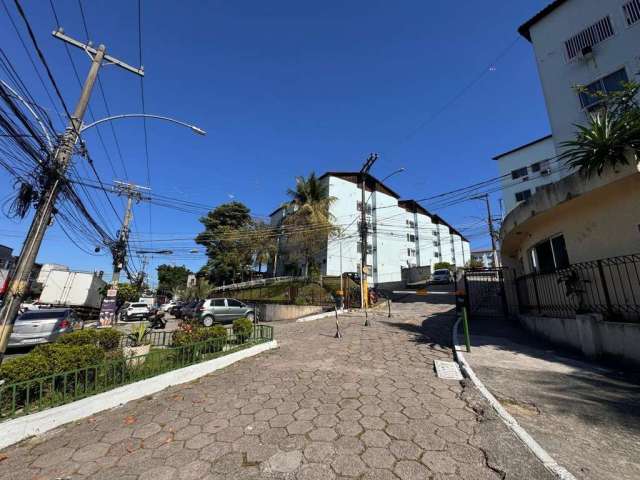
<box><xmin>0</xmin><ymin>298</ymin><xmax>551</xmax><ymax>479</ymax></box>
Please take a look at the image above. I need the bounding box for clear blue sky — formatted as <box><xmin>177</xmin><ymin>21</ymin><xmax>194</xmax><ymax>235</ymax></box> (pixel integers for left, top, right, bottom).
<box><xmin>0</xmin><ymin>0</ymin><xmax>552</xmax><ymax>284</ymax></box>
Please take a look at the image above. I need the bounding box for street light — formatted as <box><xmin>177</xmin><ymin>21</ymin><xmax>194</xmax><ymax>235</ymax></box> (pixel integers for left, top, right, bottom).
<box><xmin>379</xmin><ymin>167</ymin><xmax>406</xmax><ymax>183</ymax></box>
<box><xmin>80</xmin><ymin>114</ymin><xmax>206</xmax><ymax>135</ymax></box>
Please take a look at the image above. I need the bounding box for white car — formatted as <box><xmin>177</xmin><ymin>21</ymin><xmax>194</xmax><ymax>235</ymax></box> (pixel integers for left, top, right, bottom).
<box><xmin>119</xmin><ymin>302</ymin><xmax>150</xmax><ymax>322</ymax></box>
<box><xmin>160</xmin><ymin>300</ymin><xmax>176</xmax><ymax>312</ymax></box>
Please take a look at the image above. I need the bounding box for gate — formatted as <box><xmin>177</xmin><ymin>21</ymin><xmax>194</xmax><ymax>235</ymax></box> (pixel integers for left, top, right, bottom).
<box><xmin>463</xmin><ymin>268</ymin><xmax>508</xmax><ymax>319</ymax></box>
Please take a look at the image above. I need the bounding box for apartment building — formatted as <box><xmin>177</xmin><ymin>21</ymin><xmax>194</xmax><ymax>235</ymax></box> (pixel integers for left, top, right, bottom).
<box><xmin>269</xmin><ymin>172</ymin><xmax>470</xmax><ymax>288</ymax></box>
<box><xmin>495</xmin><ymin>0</ymin><xmax>640</xmax><ymax>215</ymax></box>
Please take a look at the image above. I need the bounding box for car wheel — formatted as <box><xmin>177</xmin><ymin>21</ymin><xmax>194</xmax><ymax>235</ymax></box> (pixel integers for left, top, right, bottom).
<box><xmin>202</xmin><ymin>315</ymin><xmax>214</xmax><ymax>327</ymax></box>
<box><xmin>246</xmin><ymin>312</ymin><xmax>255</xmax><ymax>322</ymax></box>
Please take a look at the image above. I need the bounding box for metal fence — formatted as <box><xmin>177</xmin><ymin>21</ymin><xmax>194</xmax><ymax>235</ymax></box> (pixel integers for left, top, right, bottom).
<box><xmin>0</xmin><ymin>325</ymin><xmax>273</xmax><ymax>420</ymax></box>
<box><xmin>514</xmin><ymin>254</ymin><xmax>640</xmax><ymax>322</ymax></box>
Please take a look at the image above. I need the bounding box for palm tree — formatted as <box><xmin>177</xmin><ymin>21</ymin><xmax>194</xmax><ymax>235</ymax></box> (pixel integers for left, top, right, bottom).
<box><xmin>559</xmin><ymin>82</ymin><xmax>640</xmax><ymax>177</ymax></box>
<box><xmin>282</xmin><ymin>172</ymin><xmax>337</xmax><ymax>276</ymax></box>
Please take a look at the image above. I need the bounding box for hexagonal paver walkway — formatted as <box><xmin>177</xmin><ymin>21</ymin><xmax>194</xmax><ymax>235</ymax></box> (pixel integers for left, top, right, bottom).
<box><xmin>0</xmin><ymin>299</ymin><xmax>552</xmax><ymax>479</ymax></box>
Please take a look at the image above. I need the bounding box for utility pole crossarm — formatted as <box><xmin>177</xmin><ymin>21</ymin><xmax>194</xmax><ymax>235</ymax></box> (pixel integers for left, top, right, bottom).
<box><xmin>52</xmin><ymin>29</ymin><xmax>144</xmax><ymax>77</ymax></box>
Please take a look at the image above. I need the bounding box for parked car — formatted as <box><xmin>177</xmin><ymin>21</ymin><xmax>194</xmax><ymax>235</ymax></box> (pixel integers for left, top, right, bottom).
<box><xmin>8</xmin><ymin>308</ymin><xmax>85</xmax><ymax>348</ymax></box>
<box><xmin>168</xmin><ymin>302</ymin><xmax>185</xmax><ymax>318</ymax></box>
<box><xmin>159</xmin><ymin>300</ymin><xmax>176</xmax><ymax>312</ymax></box>
<box><xmin>431</xmin><ymin>269</ymin><xmax>453</xmax><ymax>284</ymax></box>
<box><xmin>180</xmin><ymin>299</ymin><xmax>204</xmax><ymax>321</ymax></box>
<box><xmin>118</xmin><ymin>302</ymin><xmax>150</xmax><ymax>322</ymax></box>
<box><xmin>199</xmin><ymin>298</ymin><xmax>255</xmax><ymax>326</ymax></box>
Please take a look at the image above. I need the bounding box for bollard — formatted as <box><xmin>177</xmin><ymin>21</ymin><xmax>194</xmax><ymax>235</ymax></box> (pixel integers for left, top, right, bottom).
<box><xmin>334</xmin><ymin>306</ymin><xmax>342</xmax><ymax>339</ymax></box>
<box><xmin>462</xmin><ymin>306</ymin><xmax>471</xmax><ymax>353</ymax></box>
<box><xmin>363</xmin><ymin>307</ymin><xmax>370</xmax><ymax>327</ymax></box>
<box><xmin>387</xmin><ymin>298</ymin><xmax>391</xmax><ymax>318</ymax></box>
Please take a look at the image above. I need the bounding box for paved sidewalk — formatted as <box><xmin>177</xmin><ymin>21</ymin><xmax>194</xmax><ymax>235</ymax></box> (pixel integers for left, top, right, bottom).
<box><xmin>0</xmin><ymin>300</ymin><xmax>551</xmax><ymax>479</ymax></box>
<box><xmin>461</xmin><ymin>314</ymin><xmax>640</xmax><ymax>480</ymax></box>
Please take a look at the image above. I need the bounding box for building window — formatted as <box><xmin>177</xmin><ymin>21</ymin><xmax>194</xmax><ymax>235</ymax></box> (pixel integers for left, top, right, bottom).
<box><xmin>564</xmin><ymin>16</ymin><xmax>615</xmax><ymax>60</ymax></box>
<box><xmin>623</xmin><ymin>0</ymin><xmax>640</xmax><ymax>27</ymax></box>
<box><xmin>406</xmin><ymin>220</ymin><xmax>415</xmax><ymax>228</ymax></box>
<box><xmin>511</xmin><ymin>167</ymin><xmax>528</xmax><ymax>180</ymax></box>
<box><xmin>433</xmin><ymin>241</ymin><xmax>439</xmax><ymax>247</ymax></box>
<box><xmin>515</xmin><ymin>189</ymin><xmax>531</xmax><ymax>202</ymax></box>
<box><xmin>531</xmin><ymin>159</ymin><xmax>551</xmax><ymax>176</ymax></box>
<box><xmin>433</xmin><ymin>230</ymin><xmax>439</xmax><ymax>236</ymax></box>
<box><xmin>434</xmin><ymin>252</ymin><xmax>439</xmax><ymax>258</ymax></box>
<box><xmin>535</xmin><ymin>183</ymin><xmax>551</xmax><ymax>192</ymax></box>
<box><xmin>579</xmin><ymin>68</ymin><xmax>628</xmax><ymax>110</ymax></box>
<box><xmin>407</xmin><ymin>248</ymin><xmax>416</xmax><ymax>257</ymax></box>
<box><xmin>529</xmin><ymin>235</ymin><xmax>569</xmax><ymax>273</ymax></box>
<box><xmin>406</xmin><ymin>233</ymin><xmax>416</xmax><ymax>242</ymax></box>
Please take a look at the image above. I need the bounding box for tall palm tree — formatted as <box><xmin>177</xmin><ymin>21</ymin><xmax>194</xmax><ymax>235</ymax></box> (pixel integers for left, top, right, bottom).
<box><xmin>282</xmin><ymin>172</ymin><xmax>337</xmax><ymax>276</ymax></box>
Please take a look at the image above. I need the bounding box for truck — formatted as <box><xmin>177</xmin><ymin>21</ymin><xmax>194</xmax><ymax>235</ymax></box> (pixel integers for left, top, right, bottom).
<box><xmin>38</xmin><ymin>270</ymin><xmax>107</xmax><ymax>320</ymax></box>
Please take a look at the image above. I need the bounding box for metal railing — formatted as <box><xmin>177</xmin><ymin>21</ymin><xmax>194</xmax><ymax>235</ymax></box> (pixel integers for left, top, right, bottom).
<box><xmin>514</xmin><ymin>254</ymin><xmax>640</xmax><ymax>322</ymax></box>
<box><xmin>0</xmin><ymin>325</ymin><xmax>273</xmax><ymax>420</ymax></box>
<box><xmin>211</xmin><ymin>276</ymin><xmax>305</xmax><ymax>292</ymax></box>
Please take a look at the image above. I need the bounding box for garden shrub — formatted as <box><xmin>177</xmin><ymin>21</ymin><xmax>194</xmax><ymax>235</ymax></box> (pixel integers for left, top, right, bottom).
<box><xmin>57</xmin><ymin>328</ymin><xmax>122</xmax><ymax>351</ymax></box>
<box><xmin>0</xmin><ymin>343</ymin><xmax>106</xmax><ymax>385</ymax></box>
<box><xmin>233</xmin><ymin>318</ymin><xmax>253</xmax><ymax>342</ymax></box>
<box><xmin>172</xmin><ymin>325</ymin><xmax>227</xmax><ymax>348</ymax></box>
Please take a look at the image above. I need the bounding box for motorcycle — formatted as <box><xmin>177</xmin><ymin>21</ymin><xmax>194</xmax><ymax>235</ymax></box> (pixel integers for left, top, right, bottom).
<box><xmin>148</xmin><ymin>308</ymin><xmax>167</xmax><ymax>330</ymax></box>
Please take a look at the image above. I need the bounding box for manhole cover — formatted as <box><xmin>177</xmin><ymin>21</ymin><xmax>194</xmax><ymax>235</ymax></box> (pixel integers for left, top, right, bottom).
<box><xmin>434</xmin><ymin>360</ymin><xmax>463</xmax><ymax>380</ymax></box>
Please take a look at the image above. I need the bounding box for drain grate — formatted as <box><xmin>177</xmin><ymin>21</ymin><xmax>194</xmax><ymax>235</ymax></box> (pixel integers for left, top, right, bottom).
<box><xmin>434</xmin><ymin>360</ymin><xmax>464</xmax><ymax>380</ymax></box>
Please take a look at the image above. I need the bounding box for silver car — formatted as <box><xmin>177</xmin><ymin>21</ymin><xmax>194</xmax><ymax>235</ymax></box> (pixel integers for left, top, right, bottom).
<box><xmin>431</xmin><ymin>269</ymin><xmax>453</xmax><ymax>284</ymax></box>
<box><xmin>199</xmin><ymin>298</ymin><xmax>255</xmax><ymax>327</ymax></box>
<box><xmin>8</xmin><ymin>308</ymin><xmax>85</xmax><ymax>348</ymax></box>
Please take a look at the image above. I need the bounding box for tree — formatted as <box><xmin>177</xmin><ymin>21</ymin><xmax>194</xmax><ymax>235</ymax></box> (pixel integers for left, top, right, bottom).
<box><xmin>196</xmin><ymin>202</ymin><xmax>255</xmax><ymax>286</ymax></box>
<box><xmin>157</xmin><ymin>264</ymin><xmax>191</xmax><ymax>297</ymax></box>
<box><xmin>251</xmin><ymin>221</ymin><xmax>277</xmax><ymax>273</ymax></box>
<box><xmin>282</xmin><ymin>172</ymin><xmax>337</xmax><ymax>276</ymax></box>
<box><xmin>434</xmin><ymin>262</ymin><xmax>454</xmax><ymax>271</ymax></box>
<box><xmin>98</xmin><ymin>283</ymin><xmax>141</xmax><ymax>306</ymax></box>
<box><xmin>466</xmin><ymin>258</ymin><xmax>484</xmax><ymax>269</ymax></box>
<box><xmin>559</xmin><ymin>82</ymin><xmax>640</xmax><ymax>177</ymax></box>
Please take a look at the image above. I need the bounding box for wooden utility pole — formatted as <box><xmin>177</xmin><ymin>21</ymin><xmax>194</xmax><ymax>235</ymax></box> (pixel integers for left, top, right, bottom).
<box><xmin>359</xmin><ymin>153</ymin><xmax>377</xmax><ymax>324</ymax></box>
<box><xmin>0</xmin><ymin>31</ymin><xmax>143</xmax><ymax>360</ymax></box>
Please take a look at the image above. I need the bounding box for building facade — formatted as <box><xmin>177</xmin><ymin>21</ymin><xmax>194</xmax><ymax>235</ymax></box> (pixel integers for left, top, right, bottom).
<box><xmin>470</xmin><ymin>249</ymin><xmax>495</xmax><ymax>268</ymax></box>
<box><xmin>494</xmin><ymin>0</ymin><xmax>640</xmax><ymax>216</ymax></box>
<box><xmin>269</xmin><ymin>172</ymin><xmax>471</xmax><ymax>287</ymax></box>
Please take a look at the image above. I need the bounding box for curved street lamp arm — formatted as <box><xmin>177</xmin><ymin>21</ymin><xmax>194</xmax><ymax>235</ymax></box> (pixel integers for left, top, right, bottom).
<box><xmin>80</xmin><ymin>114</ymin><xmax>206</xmax><ymax>135</ymax></box>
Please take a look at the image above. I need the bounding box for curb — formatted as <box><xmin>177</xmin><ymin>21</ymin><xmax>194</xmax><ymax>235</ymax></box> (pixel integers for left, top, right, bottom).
<box><xmin>0</xmin><ymin>340</ymin><xmax>278</xmax><ymax>450</ymax></box>
<box><xmin>451</xmin><ymin>317</ymin><xmax>576</xmax><ymax>480</ymax></box>
<box><xmin>296</xmin><ymin>308</ymin><xmax>347</xmax><ymax>323</ymax></box>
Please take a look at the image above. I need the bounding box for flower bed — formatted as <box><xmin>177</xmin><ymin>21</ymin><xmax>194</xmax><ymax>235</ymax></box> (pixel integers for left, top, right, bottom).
<box><xmin>0</xmin><ymin>324</ymin><xmax>273</xmax><ymax>420</ymax></box>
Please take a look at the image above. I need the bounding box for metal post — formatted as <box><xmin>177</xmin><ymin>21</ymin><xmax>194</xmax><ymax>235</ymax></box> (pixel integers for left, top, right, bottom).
<box><xmin>462</xmin><ymin>306</ymin><xmax>471</xmax><ymax>353</ymax></box>
<box><xmin>0</xmin><ymin>45</ymin><xmax>106</xmax><ymax>363</ymax></box>
<box><xmin>483</xmin><ymin>194</ymin><xmax>499</xmax><ymax>268</ymax></box>
<box><xmin>334</xmin><ymin>306</ymin><xmax>342</xmax><ymax>339</ymax></box>
<box><xmin>387</xmin><ymin>297</ymin><xmax>391</xmax><ymax>318</ymax></box>
<box><xmin>532</xmin><ymin>274</ymin><xmax>542</xmax><ymax>313</ymax></box>
<box><xmin>360</xmin><ymin>153</ymin><xmax>377</xmax><ymax>325</ymax></box>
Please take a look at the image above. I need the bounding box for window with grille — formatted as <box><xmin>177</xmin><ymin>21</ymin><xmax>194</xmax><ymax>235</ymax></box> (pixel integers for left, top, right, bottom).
<box><xmin>407</xmin><ymin>248</ymin><xmax>416</xmax><ymax>257</ymax></box>
<box><xmin>564</xmin><ymin>16</ymin><xmax>614</xmax><ymax>60</ymax></box>
<box><xmin>623</xmin><ymin>0</ymin><xmax>640</xmax><ymax>26</ymax></box>
<box><xmin>511</xmin><ymin>167</ymin><xmax>528</xmax><ymax>180</ymax></box>
<box><xmin>406</xmin><ymin>233</ymin><xmax>416</xmax><ymax>242</ymax></box>
<box><xmin>531</xmin><ymin>159</ymin><xmax>551</xmax><ymax>176</ymax></box>
<box><xmin>515</xmin><ymin>189</ymin><xmax>531</xmax><ymax>202</ymax></box>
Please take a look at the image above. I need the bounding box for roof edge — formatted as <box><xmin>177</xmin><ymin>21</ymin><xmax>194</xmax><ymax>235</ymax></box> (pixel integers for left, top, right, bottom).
<box><xmin>518</xmin><ymin>0</ymin><xmax>568</xmax><ymax>42</ymax></box>
<box><xmin>492</xmin><ymin>134</ymin><xmax>553</xmax><ymax>160</ymax></box>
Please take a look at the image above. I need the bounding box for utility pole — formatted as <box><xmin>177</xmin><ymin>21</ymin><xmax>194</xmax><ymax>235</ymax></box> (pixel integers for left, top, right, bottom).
<box><xmin>472</xmin><ymin>193</ymin><xmax>499</xmax><ymax>268</ymax></box>
<box><xmin>359</xmin><ymin>153</ymin><xmax>378</xmax><ymax>323</ymax></box>
<box><xmin>0</xmin><ymin>30</ymin><xmax>141</xmax><ymax>362</ymax></box>
<box><xmin>99</xmin><ymin>181</ymin><xmax>149</xmax><ymax>327</ymax></box>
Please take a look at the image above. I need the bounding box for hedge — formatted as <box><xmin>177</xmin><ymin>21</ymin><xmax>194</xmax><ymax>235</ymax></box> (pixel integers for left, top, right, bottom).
<box><xmin>0</xmin><ymin>343</ymin><xmax>106</xmax><ymax>385</ymax></box>
<box><xmin>172</xmin><ymin>325</ymin><xmax>227</xmax><ymax>348</ymax></box>
<box><xmin>57</xmin><ymin>328</ymin><xmax>122</xmax><ymax>351</ymax></box>
<box><xmin>232</xmin><ymin>318</ymin><xmax>253</xmax><ymax>341</ymax></box>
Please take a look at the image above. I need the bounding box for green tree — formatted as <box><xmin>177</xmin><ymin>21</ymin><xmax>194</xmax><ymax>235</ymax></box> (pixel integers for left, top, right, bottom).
<box><xmin>282</xmin><ymin>172</ymin><xmax>337</xmax><ymax>276</ymax></box>
<box><xmin>250</xmin><ymin>221</ymin><xmax>278</xmax><ymax>273</ymax></box>
<box><xmin>157</xmin><ymin>264</ymin><xmax>191</xmax><ymax>297</ymax></box>
<box><xmin>559</xmin><ymin>82</ymin><xmax>640</xmax><ymax>177</ymax></box>
<box><xmin>196</xmin><ymin>202</ymin><xmax>255</xmax><ymax>285</ymax></box>
<box><xmin>434</xmin><ymin>262</ymin><xmax>454</xmax><ymax>271</ymax></box>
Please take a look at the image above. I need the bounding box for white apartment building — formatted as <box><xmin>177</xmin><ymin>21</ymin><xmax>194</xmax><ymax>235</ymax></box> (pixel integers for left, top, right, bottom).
<box><xmin>470</xmin><ymin>249</ymin><xmax>495</xmax><ymax>268</ymax></box>
<box><xmin>495</xmin><ymin>0</ymin><xmax>640</xmax><ymax>215</ymax></box>
<box><xmin>269</xmin><ymin>172</ymin><xmax>471</xmax><ymax>287</ymax></box>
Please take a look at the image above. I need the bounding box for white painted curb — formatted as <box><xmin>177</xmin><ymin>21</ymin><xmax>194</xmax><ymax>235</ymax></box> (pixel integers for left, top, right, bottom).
<box><xmin>296</xmin><ymin>309</ymin><xmax>347</xmax><ymax>323</ymax></box>
<box><xmin>452</xmin><ymin>318</ymin><xmax>576</xmax><ymax>480</ymax></box>
<box><xmin>0</xmin><ymin>340</ymin><xmax>278</xmax><ymax>450</ymax></box>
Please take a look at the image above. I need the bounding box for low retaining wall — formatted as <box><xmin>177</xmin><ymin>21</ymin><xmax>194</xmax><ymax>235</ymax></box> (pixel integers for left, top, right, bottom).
<box><xmin>519</xmin><ymin>314</ymin><xmax>640</xmax><ymax>367</ymax></box>
<box><xmin>0</xmin><ymin>340</ymin><xmax>278</xmax><ymax>450</ymax></box>
<box><xmin>257</xmin><ymin>304</ymin><xmax>324</xmax><ymax>321</ymax></box>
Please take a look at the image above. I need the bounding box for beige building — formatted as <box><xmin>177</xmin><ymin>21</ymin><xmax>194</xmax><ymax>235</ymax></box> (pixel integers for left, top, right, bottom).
<box><xmin>501</xmin><ymin>162</ymin><xmax>640</xmax><ymax>275</ymax></box>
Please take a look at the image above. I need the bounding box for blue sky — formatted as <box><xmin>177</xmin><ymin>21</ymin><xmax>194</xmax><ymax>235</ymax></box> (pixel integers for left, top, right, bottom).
<box><xmin>0</xmin><ymin>0</ymin><xmax>552</xmax><ymax>284</ymax></box>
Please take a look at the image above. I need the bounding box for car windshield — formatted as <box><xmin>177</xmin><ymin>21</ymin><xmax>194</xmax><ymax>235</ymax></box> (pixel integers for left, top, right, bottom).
<box><xmin>434</xmin><ymin>269</ymin><xmax>450</xmax><ymax>275</ymax></box>
<box><xmin>131</xmin><ymin>303</ymin><xmax>147</xmax><ymax>308</ymax></box>
<box><xmin>18</xmin><ymin>310</ymin><xmax>67</xmax><ymax>321</ymax></box>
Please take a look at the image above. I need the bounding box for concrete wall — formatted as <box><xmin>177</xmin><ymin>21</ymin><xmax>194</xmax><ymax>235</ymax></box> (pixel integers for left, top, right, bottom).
<box><xmin>528</xmin><ymin>0</ymin><xmax>640</xmax><ymax>151</ymax></box>
<box><xmin>501</xmin><ymin>164</ymin><xmax>640</xmax><ymax>275</ymax></box>
<box><xmin>519</xmin><ymin>313</ymin><xmax>640</xmax><ymax>367</ymax></box>
<box><xmin>257</xmin><ymin>303</ymin><xmax>324</xmax><ymax>322</ymax></box>
<box><xmin>494</xmin><ymin>136</ymin><xmax>559</xmax><ymax>214</ymax></box>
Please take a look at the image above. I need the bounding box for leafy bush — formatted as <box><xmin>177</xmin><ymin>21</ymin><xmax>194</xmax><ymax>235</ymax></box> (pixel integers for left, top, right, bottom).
<box><xmin>0</xmin><ymin>343</ymin><xmax>106</xmax><ymax>385</ymax></box>
<box><xmin>233</xmin><ymin>318</ymin><xmax>253</xmax><ymax>341</ymax></box>
<box><xmin>172</xmin><ymin>325</ymin><xmax>227</xmax><ymax>348</ymax></box>
<box><xmin>57</xmin><ymin>328</ymin><xmax>122</xmax><ymax>351</ymax></box>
